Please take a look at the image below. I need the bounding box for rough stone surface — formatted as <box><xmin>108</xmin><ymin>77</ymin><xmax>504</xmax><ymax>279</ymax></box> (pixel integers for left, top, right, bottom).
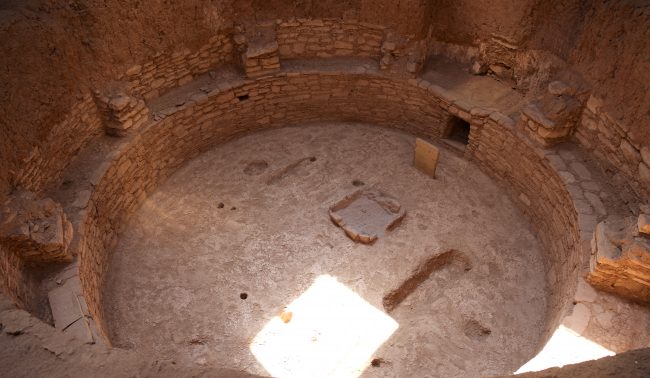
<box><xmin>96</xmin><ymin>92</ymin><xmax>150</xmax><ymax>136</ymax></box>
<box><xmin>588</xmin><ymin>217</ymin><xmax>650</xmax><ymax>303</ymax></box>
<box><xmin>639</xmin><ymin>214</ymin><xmax>650</xmax><ymax>235</ymax></box>
<box><xmin>0</xmin><ymin>191</ymin><xmax>73</xmax><ymax>264</ymax></box>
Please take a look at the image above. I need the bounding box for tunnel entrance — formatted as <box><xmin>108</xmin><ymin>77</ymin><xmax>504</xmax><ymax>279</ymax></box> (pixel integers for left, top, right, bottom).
<box><xmin>443</xmin><ymin>116</ymin><xmax>471</xmax><ymax>147</ymax></box>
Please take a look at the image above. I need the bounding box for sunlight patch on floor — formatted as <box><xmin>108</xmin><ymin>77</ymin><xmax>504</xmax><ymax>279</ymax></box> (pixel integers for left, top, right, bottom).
<box><xmin>250</xmin><ymin>275</ymin><xmax>399</xmax><ymax>378</ymax></box>
<box><xmin>515</xmin><ymin>325</ymin><xmax>615</xmax><ymax>374</ymax></box>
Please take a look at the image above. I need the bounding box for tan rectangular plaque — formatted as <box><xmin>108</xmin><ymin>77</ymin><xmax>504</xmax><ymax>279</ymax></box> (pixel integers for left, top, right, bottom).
<box><xmin>413</xmin><ymin>138</ymin><xmax>440</xmax><ymax>178</ymax></box>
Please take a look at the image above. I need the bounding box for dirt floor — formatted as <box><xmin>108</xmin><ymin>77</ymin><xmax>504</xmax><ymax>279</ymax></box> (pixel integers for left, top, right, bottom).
<box><xmin>104</xmin><ymin>123</ymin><xmax>549</xmax><ymax>377</ymax></box>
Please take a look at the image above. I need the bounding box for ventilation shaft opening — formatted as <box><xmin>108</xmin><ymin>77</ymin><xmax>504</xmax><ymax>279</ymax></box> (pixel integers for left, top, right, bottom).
<box><xmin>443</xmin><ymin>116</ymin><xmax>471</xmax><ymax>147</ymax></box>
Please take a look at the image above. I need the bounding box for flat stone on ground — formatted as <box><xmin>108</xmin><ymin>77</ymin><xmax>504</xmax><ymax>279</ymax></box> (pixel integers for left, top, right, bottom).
<box><xmin>329</xmin><ymin>189</ymin><xmax>406</xmax><ymax>244</ymax></box>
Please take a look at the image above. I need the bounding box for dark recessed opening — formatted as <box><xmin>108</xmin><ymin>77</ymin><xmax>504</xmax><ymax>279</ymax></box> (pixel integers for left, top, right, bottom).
<box><xmin>240</xmin><ymin>292</ymin><xmax>248</xmax><ymax>300</ymax></box>
<box><xmin>237</xmin><ymin>94</ymin><xmax>250</xmax><ymax>101</ymax></box>
<box><xmin>444</xmin><ymin>116</ymin><xmax>471</xmax><ymax>145</ymax></box>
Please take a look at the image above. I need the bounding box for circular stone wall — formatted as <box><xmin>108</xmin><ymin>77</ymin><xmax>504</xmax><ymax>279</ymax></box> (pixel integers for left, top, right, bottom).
<box><xmin>104</xmin><ymin>123</ymin><xmax>548</xmax><ymax>377</ymax></box>
<box><xmin>77</xmin><ymin>69</ymin><xmax>581</xmax><ymax>350</ymax></box>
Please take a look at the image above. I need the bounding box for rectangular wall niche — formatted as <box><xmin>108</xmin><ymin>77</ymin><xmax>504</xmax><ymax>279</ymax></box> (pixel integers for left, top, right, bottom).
<box><xmin>443</xmin><ymin>116</ymin><xmax>471</xmax><ymax>151</ymax></box>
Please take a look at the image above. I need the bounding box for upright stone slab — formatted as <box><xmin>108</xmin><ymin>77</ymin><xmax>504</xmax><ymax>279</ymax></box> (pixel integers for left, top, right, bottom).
<box><xmin>413</xmin><ymin>138</ymin><xmax>440</xmax><ymax>178</ymax></box>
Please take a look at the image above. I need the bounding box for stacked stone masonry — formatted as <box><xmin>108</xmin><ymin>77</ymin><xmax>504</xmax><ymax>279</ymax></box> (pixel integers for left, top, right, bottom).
<box><xmin>95</xmin><ymin>93</ymin><xmax>150</xmax><ymax>137</ymax></box>
<box><xmin>277</xmin><ymin>19</ymin><xmax>385</xmax><ymax>59</ymax></box>
<box><xmin>518</xmin><ymin>105</ymin><xmax>573</xmax><ymax>146</ymax></box>
<box><xmin>516</xmin><ymin>80</ymin><xmax>585</xmax><ymax>147</ymax></box>
<box><xmin>588</xmin><ymin>215</ymin><xmax>650</xmax><ymax>303</ymax></box>
<box><xmin>0</xmin><ymin>245</ymin><xmax>33</xmax><ymax>315</ymax></box>
<box><xmin>0</xmin><ymin>191</ymin><xmax>73</xmax><ymax>264</ymax></box>
<box><xmin>13</xmin><ymin>93</ymin><xmax>104</xmax><ymax>195</ymax></box>
<box><xmin>243</xmin><ymin>42</ymin><xmax>281</xmax><ymax>78</ymax></box>
<box><xmin>469</xmin><ymin>111</ymin><xmax>583</xmax><ymax>332</ymax></box>
<box><xmin>70</xmin><ymin>66</ymin><xmax>591</xmax><ymax>346</ymax></box>
<box><xmin>576</xmin><ymin>95</ymin><xmax>650</xmax><ymax>201</ymax></box>
<box><xmin>124</xmin><ymin>33</ymin><xmax>234</xmax><ymax>100</ymax></box>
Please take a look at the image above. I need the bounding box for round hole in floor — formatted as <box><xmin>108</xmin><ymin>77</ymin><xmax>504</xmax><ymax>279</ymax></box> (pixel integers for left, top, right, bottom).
<box><xmin>240</xmin><ymin>293</ymin><xmax>248</xmax><ymax>300</ymax></box>
<box><xmin>352</xmin><ymin>179</ymin><xmax>365</xmax><ymax>187</ymax></box>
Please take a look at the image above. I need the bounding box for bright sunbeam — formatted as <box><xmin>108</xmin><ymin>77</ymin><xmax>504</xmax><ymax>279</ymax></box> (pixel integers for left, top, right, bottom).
<box><xmin>250</xmin><ymin>275</ymin><xmax>399</xmax><ymax>378</ymax></box>
<box><xmin>515</xmin><ymin>325</ymin><xmax>615</xmax><ymax>374</ymax></box>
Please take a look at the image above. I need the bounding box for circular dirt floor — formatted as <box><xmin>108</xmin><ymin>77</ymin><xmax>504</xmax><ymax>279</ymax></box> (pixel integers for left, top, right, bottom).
<box><xmin>104</xmin><ymin>123</ymin><xmax>549</xmax><ymax>377</ymax></box>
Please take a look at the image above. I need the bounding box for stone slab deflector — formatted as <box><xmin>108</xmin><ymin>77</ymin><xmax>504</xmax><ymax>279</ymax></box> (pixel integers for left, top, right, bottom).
<box><xmin>329</xmin><ymin>189</ymin><xmax>406</xmax><ymax>244</ymax></box>
<box><xmin>413</xmin><ymin>138</ymin><xmax>440</xmax><ymax>178</ymax></box>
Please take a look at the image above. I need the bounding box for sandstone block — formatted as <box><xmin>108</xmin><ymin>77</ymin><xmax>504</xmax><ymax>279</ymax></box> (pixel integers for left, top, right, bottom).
<box><xmin>101</xmin><ymin>92</ymin><xmax>149</xmax><ymax>136</ymax></box>
<box><xmin>125</xmin><ymin>64</ymin><xmax>142</xmax><ymax>76</ymax></box>
<box><xmin>413</xmin><ymin>138</ymin><xmax>440</xmax><ymax>178</ymax></box>
<box><xmin>108</xmin><ymin>95</ymin><xmax>130</xmax><ymax>111</ymax></box>
<box><xmin>48</xmin><ymin>277</ymin><xmax>94</xmax><ymax>344</ymax></box>
<box><xmin>587</xmin><ymin>216</ymin><xmax>650</xmax><ymax>303</ymax></box>
<box><xmin>638</xmin><ymin>214</ymin><xmax>650</xmax><ymax>235</ymax></box>
<box><xmin>0</xmin><ymin>191</ymin><xmax>74</xmax><ymax>264</ymax></box>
